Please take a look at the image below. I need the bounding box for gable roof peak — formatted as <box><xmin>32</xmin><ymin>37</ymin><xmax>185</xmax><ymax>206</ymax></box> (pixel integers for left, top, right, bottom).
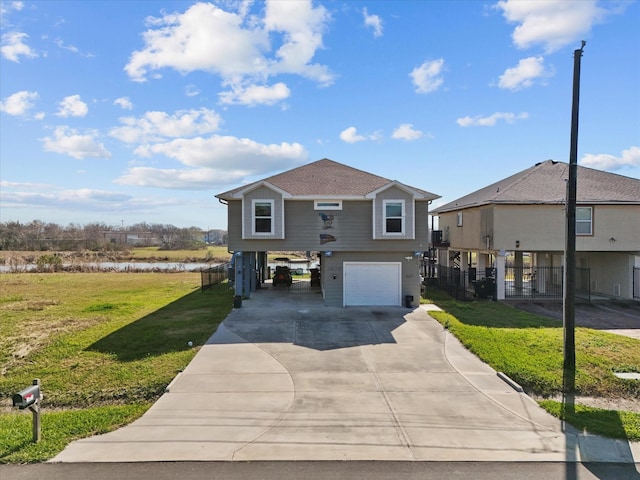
<box><xmin>432</xmin><ymin>159</ymin><xmax>640</xmax><ymax>213</ymax></box>
<box><xmin>217</xmin><ymin>158</ymin><xmax>440</xmax><ymax>200</ymax></box>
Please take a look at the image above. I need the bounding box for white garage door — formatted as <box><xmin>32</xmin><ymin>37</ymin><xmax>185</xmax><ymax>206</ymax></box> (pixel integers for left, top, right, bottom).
<box><xmin>343</xmin><ymin>262</ymin><xmax>402</xmax><ymax>306</ymax></box>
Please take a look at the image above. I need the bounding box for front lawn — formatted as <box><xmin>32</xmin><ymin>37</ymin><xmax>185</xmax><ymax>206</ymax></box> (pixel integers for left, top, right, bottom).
<box><xmin>0</xmin><ymin>273</ymin><xmax>233</xmax><ymax>463</ymax></box>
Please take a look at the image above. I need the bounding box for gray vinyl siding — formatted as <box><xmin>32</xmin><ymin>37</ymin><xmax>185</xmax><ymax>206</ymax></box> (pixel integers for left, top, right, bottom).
<box><xmin>241</xmin><ymin>186</ymin><xmax>284</xmax><ymax>240</ymax></box>
<box><xmin>373</xmin><ymin>186</ymin><xmax>416</xmax><ymax>240</ymax></box>
<box><xmin>321</xmin><ymin>251</ymin><xmax>422</xmax><ymax>307</ymax></box>
<box><xmin>227</xmin><ymin>198</ymin><xmax>430</xmax><ymax>252</ymax></box>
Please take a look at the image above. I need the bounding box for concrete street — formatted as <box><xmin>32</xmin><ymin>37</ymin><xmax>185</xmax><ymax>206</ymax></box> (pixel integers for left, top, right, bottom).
<box><xmin>3</xmin><ymin>461</ymin><xmax>640</xmax><ymax>480</ymax></box>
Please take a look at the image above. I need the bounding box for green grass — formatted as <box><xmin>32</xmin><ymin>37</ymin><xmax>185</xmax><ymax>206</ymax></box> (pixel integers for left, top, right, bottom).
<box><xmin>0</xmin><ymin>273</ymin><xmax>234</xmax><ymax>462</ymax></box>
<box><xmin>1</xmin><ymin>404</ymin><xmax>149</xmax><ymax>464</ymax></box>
<box><xmin>539</xmin><ymin>401</ymin><xmax>640</xmax><ymax>442</ymax></box>
<box><xmin>128</xmin><ymin>246</ymin><xmax>231</xmax><ymax>262</ymax></box>
<box><xmin>422</xmin><ymin>287</ymin><xmax>640</xmax><ymax>441</ymax></box>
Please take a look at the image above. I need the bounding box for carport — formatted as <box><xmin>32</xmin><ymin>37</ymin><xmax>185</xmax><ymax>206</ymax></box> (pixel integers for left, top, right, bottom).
<box><xmin>231</xmin><ymin>250</ymin><xmax>417</xmax><ymax>308</ymax></box>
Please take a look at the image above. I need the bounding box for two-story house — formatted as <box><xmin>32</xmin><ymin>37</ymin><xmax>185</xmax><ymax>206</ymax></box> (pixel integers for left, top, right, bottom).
<box><xmin>216</xmin><ymin>158</ymin><xmax>440</xmax><ymax>307</ymax></box>
<box><xmin>430</xmin><ymin>160</ymin><xmax>640</xmax><ymax>300</ymax></box>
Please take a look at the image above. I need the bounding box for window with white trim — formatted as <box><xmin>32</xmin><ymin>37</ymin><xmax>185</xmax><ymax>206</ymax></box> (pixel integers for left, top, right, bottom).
<box><xmin>384</xmin><ymin>200</ymin><xmax>404</xmax><ymax>235</ymax></box>
<box><xmin>457</xmin><ymin>211</ymin><xmax>463</xmax><ymax>226</ymax></box>
<box><xmin>576</xmin><ymin>206</ymin><xmax>592</xmax><ymax>235</ymax></box>
<box><xmin>252</xmin><ymin>199</ymin><xmax>274</xmax><ymax>234</ymax></box>
<box><xmin>314</xmin><ymin>200</ymin><xmax>342</xmax><ymax>210</ymax></box>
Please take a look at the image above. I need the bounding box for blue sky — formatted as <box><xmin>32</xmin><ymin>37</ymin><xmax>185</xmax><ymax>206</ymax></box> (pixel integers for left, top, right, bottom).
<box><xmin>1</xmin><ymin>0</ymin><xmax>638</xmax><ymax>230</ymax></box>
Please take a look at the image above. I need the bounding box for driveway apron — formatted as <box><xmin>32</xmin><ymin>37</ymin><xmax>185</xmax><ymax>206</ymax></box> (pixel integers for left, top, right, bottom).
<box><xmin>53</xmin><ymin>287</ymin><xmax>640</xmax><ymax>463</ymax></box>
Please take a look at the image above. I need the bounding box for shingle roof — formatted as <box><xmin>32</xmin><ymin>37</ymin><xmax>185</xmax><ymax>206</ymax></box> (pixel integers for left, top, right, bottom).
<box><xmin>432</xmin><ymin>160</ymin><xmax>640</xmax><ymax>213</ymax></box>
<box><xmin>216</xmin><ymin>158</ymin><xmax>440</xmax><ymax>200</ymax></box>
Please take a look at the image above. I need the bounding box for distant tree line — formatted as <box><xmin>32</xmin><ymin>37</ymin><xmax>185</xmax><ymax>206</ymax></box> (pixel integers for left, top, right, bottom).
<box><xmin>0</xmin><ymin>220</ymin><xmax>227</xmax><ymax>251</ymax></box>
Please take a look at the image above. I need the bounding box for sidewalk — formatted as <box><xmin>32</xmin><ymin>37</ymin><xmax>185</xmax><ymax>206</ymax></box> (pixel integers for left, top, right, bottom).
<box><xmin>52</xmin><ymin>288</ymin><xmax>640</xmax><ymax>463</ymax></box>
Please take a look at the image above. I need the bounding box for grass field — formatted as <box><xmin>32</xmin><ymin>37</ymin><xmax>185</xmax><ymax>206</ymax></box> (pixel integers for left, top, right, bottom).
<box><xmin>127</xmin><ymin>246</ymin><xmax>231</xmax><ymax>262</ymax></box>
<box><xmin>422</xmin><ymin>287</ymin><xmax>640</xmax><ymax>441</ymax></box>
<box><xmin>0</xmin><ymin>272</ymin><xmax>233</xmax><ymax>463</ymax></box>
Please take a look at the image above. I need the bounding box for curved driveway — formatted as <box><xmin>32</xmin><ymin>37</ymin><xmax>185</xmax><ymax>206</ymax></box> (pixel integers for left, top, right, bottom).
<box><xmin>53</xmin><ymin>287</ymin><xmax>639</xmax><ymax>463</ymax></box>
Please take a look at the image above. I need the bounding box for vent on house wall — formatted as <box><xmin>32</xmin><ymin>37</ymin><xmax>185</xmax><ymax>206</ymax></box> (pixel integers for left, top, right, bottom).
<box><xmin>613</xmin><ymin>284</ymin><xmax>621</xmax><ymax>296</ymax></box>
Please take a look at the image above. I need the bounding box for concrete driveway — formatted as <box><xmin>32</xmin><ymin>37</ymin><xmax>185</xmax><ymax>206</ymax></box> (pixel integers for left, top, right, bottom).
<box><xmin>53</xmin><ymin>286</ymin><xmax>640</xmax><ymax>463</ymax></box>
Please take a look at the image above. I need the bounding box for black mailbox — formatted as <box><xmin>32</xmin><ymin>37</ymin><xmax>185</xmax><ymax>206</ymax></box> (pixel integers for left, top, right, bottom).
<box><xmin>12</xmin><ymin>384</ymin><xmax>40</xmax><ymax>410</ymax></box>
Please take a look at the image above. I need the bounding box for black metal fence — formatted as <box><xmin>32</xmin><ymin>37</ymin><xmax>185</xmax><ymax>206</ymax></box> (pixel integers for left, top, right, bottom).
<box><xmin>505</xmin><ymin>266</ymin><xmax>562</xmax><ymax>300</ymax></box>
<box><xmin>200</xmin><ymin>263</ymin><xmax>229</xmax><ymax>291</ymax></box>
<box><xmin>425</xmin><ymin>264</ymin><xmax>592</xmax><ymax>301</ymax></box>
<box><xmin>425</xmin><ymin>265</ymin><xmax>495</xmax><ymax>301</ymax></box>
<box><xmin>505</xmin><ymin>266</ymin><xmax>590</xmax><ymax>300</ymax></box>
<box><xmin>634</xmin><ymin>267</ymin><xmax>640</xmax><ymax>299</ymax></box>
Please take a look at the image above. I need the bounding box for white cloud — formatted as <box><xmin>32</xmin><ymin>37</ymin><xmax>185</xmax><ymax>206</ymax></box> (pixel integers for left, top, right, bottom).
<box><xmin>392</xmin><ymin>123</ymin><xmax>423</xmax><ymax>141</ymax></box>
<box><xmin>495</xmin><ymin>0</ymin><xmax>606</xmax><ymax>53</ymax></box>
<box><xmin>410</xmin><ymin>58</ymin><xmax>444</xmax><ymax>94</ymax></box>
<box><xmin>0</xmin><ymin>182</ymin><xmax>180</xmax><ymax>214</ymax></box>
<box><xmin>498</xmin><ymin>56</ymin><xmax>553</xmax><ymax>90</ymax></box>
<box><xmin>116</xmin><ymin>135</ymin><xmax>308</xmax><ymax>190</ymax></box>
<box><xmin>1</xmin><ymin>187</ymin><xmax>130</xmax><ymax>208</ymax></box>
<box><xmin>135</xmin><ymin>135</ymin><xmax>307</xmax><ymax>169</ymax></box>
<box><xmin>53</xmin><ymin>38</ymin><xmax>92</xmax><ymax>57</ymax></box>
<box><xmin>340</xmin><ymin>127</ymin><xmax>365</xmax><ymax>143</ymax></box>
<box><xmin>457</xmin><ymin>112</ymin><xmax>529</xmax><ymax>127</ymax></box>
<box><xmin>1</xmin><ymin>31</ymin><xmax>37</xmax><ymax>62</ymax></box>
<box><xmin>0</xmin><ymin>90</ymin><xmax>38</xmax><ymax>116</ymax></box>
<box><xmin>41</xmin><ymin>126</ymin><xmax>111</xmax><ymax>159</ymax></box>
<box><xmin>580</xmin><ymin>146</ymin><xmax>640</xmax><ymax>171</ymax></box>
<box><xmin>114</xmin><ymin>97</ymin><xmax>133</xmax><ymax>110</ymax></box>
<box><xmin>124</xmin><ymin>1</ymin><xmax>333</xmax><ymax>106</ymax></box>
<box><xmin>110</xmin><ymin>108</ymin><xmax>222</xmax><ymax>144</ymax></box>
<box><xmin>115</xmin><ymin>166</ymin><xmax>242</xmax><ymax>190</ymax></box>
<box><xmin>263</xmin><ymin>0</ymin><xmax>332</xmax><ymax>84</ymax></box>
<box><xmin>1</xmin><ymin>2</ymin><xmax>24</xmax><ymax>14</ymax></box>
<box><xmin>339</xmin><ymin>126</ymin><xmax>381</xmax><ymax>143</ymax></box>
<box><xmin>219</xmin><ymin>82</ymin><xmax>291</xmax><ymax>106</ymax></box>
<box><xmin>56</xmin><ymin>95</ymin><xmax>89</xmax><ymax>117</ymax></box>
<box><xmin>363</xmin><ymin>8</ymin><xmax>383</xmax><ymax>38</ymax></box>
<box><xmin>184</xmin><ymin>84</ymin><xmax>200</xmax><ymax>97</ymax></box>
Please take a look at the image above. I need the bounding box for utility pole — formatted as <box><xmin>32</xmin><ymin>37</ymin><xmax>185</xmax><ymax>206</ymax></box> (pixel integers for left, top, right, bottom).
<box><xmin>564</xmin><ymin>41</ymin><xmax>585</xmax><ymax>396</ymax></box>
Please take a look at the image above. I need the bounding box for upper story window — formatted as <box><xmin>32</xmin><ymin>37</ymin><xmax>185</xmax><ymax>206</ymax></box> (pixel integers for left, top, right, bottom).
<box><xmin>314</xmin><ymin>200</ymin><xmax>342</xmax><ymax>210</ymax></box>
<box><xmin>252</xmin><ymin>199</ymin><xmax>274</xmax><ymax>234</ymax></box>
<box><xmin>457</xmin><ymin>211</ymin><xmax>463</xmax><ymax>226</ymax></box>
<box><xmin>576</xmin><ymin>206</ymin><xmax>593</xmax><ymax>235</ymax></box>
<box><xmin>384</xmin><ymin>200</ymin><xmax>404</xmax><ymax>235</ymax></box>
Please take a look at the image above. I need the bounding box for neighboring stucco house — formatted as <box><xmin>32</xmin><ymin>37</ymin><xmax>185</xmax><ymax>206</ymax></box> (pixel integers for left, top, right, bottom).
<box><xmin>430</xmin><ymin>160</ymin><xmax>640</xmax><ymax>301</ymax></box>
<box><xmin>216</xmin><ymin>158</ymin><xmax>440</xmax><ymax>307</ymax></box>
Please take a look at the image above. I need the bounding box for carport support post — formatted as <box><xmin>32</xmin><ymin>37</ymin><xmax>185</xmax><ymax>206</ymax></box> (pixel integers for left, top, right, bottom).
<box><xmin>242</xmin><ymin>252</ymin><xmax>253</xmax><ymax>297</ymax></box>
<box><xmin>234</xmin><ymin>252</ymin><xmax>243</xmax><ymax>307</ymax></box>
<box><xmin>495</xmin><ymin>250</ymin><xmax>506</xmax><ymax>300</ymax></box>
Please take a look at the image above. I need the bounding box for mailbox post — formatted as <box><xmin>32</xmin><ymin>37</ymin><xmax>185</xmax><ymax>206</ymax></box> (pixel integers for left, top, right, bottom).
<box><xmin>12</xmin><ymin>379</ymin><xmax>42</xmax><ymax>443</ymax></box>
